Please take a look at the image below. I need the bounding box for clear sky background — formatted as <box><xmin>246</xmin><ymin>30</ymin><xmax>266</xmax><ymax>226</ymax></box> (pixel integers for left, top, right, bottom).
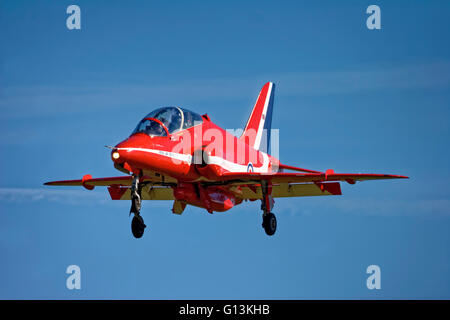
<box><xmin>0</xmin><ymin>0</ymin><xmax>449</xmax><ymax>299</ymax></box>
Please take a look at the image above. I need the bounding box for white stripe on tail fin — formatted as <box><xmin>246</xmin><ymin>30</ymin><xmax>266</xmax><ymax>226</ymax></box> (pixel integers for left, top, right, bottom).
<box><xmin>240</xmin><ymin>82</ymin><xmax>275</xmax><ymax>152</ymax></box>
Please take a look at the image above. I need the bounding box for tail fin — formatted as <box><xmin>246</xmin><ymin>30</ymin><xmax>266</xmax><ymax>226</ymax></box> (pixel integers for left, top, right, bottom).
<box><xmin>240</xmin><ymin>82</ymin><xmax>275</xmax><ymax>153</ymax></box>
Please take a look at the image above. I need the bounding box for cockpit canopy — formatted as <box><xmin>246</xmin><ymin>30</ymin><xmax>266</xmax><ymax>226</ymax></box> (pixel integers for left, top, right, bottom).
<box><xmin>132</xmin><ymin>106</ymin><xmax>203</xmax><ymax>137</ymax></box>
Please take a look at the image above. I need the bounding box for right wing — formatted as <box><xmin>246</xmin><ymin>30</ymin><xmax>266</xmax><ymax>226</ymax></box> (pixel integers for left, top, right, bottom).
<box><xmin>44</xmin><ymin>174</ymin><xmax>175</xmax><ymax>200</ymax></box>
<box><xmin>44</xmin><ymin>173</ymin><xmax>177</xmax><ymax>188</ymax></box>
<box><xmin>44</xmin><ymin>175</ymin><xmax>134</xmax><ymax>188</ymax></box>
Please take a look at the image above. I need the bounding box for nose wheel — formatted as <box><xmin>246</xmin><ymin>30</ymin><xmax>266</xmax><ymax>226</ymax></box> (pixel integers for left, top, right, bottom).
<box><xmin>131</xmin><ymin>215</ymin><xmax>146</xmax><ymax>238</ymax></box>
<box><xmin>130</xmin><ymin>174</ymin><xmax>146</xmax><ymax>239</ymax></box>
<box><xmin>262</xmin><ymin>212</ymin><xmax>277</xmax><ymax>236</ymax></box>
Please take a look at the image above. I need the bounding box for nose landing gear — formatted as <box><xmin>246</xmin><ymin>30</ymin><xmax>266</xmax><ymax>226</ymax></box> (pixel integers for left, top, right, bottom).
<box><xmin>131</xmin><ymin>215</ymin><xmax>146</xmax><ymax>238</ymax></box>
<box><xmin>130</xmin><ymin>174</ymin><xmax>146</xmax><ymax>238</ymax></box>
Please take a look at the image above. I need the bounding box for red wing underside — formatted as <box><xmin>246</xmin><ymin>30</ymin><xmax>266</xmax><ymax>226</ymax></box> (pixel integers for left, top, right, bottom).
<box><xmin>219</xmin><ymin>172</ymin><xmax>408</xmax><ymax>184</ymax></box>
<box><xmin>44</xmin><ymin>175</ymin><xmax>346</xmax><ymax>200</ymax></box>
<box><xmin>44</xmin><ymin>176</ymin><xmax>134</xmax><ymax>187</ymax></box>
<box><xmin>43</xmin><ymin>174</ymin><xmax>171</xmax><ymax>188</ymax></box>
<box><xmin>106</xmin><ymin>182</ymin><xmax>342</xmax><ymax>200</ymax></box>
<box><xmin>44</xmin><ymin>172</ymin><xmax>407</xmax><ymax>200</ymax></box>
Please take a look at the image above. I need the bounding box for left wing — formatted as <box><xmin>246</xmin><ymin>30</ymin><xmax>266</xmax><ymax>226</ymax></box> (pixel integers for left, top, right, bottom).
<box><xmin>219</xmin><ymin>171</ymin><xmax>408</xmax><ymax>184</ymax></box>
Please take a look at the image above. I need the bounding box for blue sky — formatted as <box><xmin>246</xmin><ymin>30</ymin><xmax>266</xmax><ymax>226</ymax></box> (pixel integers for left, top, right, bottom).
<box><xmin>0</xmin><ymin>0</ymin><xmax>449</xmax><ymax>299</ymax></box>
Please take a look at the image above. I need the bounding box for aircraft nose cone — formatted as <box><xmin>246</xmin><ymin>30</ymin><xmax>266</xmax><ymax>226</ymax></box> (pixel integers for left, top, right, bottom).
<box><xmin>111</xmin><ymin>147</ymin><xmax>129</xmax><ymax>165</ymax></box>
<box><xmin>111</xmin><ymin>149</ymin><xmax>121</xmax><ymax>161</ymax></box>
<box><xmin>112</xmin><ymin>133</ymin><xmax>152</xmax><ymax>164</ymax></box>
<box><xmin>111</xmin><ymin>141</ymin><xmax>127</xmax><ymax>163</ymax></box>
<box><xmin>115</xmin><ymin>133</ymin><xmax>151</xmax><ymax>149</ymax></box>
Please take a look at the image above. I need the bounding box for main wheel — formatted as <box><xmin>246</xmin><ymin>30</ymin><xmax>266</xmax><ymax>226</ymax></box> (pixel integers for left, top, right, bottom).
<box><xmin>262</xmin><ymin>212</ymin><xmax>277</xmax><ymax>236</ymax></box>
<box><xmin>131</xmin><ymin>215</ymin><xmax>146</xmax><ymax>238</ymax></box>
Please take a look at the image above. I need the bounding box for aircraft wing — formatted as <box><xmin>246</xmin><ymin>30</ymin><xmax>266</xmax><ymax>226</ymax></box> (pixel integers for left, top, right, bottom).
<box><xmin>238</xmin><ymin>182</ymin><xmax>342</xmax><ymax>199</ymax></box>
<box><xmin>219</xmin><ymin>172</ymin><xmax>408</xmax><ymax>184</ymax></box>
<box><xmin>43</xmin><ymin>174</ymin><xmax>174</xmax><ymax>189</ymax></box>
<box><xmin>44</xmin><ymin>175</ymin><xmax>133</xmax><ymax>187</ymax></box>
<box><xmin>44</xmin><ymin>172</ymin><xmax>407</xmax><ymax>201</ymax></box>
<box><xmin>44</xmin><ymin>175</ymin><xmax>175</xmax><ymax>200</ymax></box>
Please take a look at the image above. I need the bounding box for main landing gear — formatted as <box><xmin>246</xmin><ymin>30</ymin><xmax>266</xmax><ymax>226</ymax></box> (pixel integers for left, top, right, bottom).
<box><xmin>130</xmin><ymin>175</ymin><xmax>146</xmax><ymax>238</ymax></box>
<box><xmin>261</xmin><ymin>181</ymin><xmax>277</xmax><ymax>236</ymax></box>
<box><xmin>262</xmin><ymin>212</ymin><xmax>277</xmax><ymax>236</ymax></box>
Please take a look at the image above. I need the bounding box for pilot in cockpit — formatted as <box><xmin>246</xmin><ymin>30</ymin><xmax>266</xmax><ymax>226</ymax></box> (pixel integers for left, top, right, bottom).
<box><xmin>183</xmin><ymin>111</ymin><xmax>193</xmax><ymax>129</ymax></box>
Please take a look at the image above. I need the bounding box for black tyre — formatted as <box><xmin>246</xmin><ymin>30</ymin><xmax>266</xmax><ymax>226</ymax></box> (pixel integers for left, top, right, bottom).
<box><xmin>131</xmin><ymin>215</ymin><xmax>146</xmax><ymax>238</ymax></box>
<box><xmin>262</xmin><ymin>212</ymin><xmax>277</xmax><ymax>236</ymax></box>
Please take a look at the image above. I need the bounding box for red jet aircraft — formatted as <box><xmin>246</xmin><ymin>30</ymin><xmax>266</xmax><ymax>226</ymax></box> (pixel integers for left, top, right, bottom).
<box><xmin>45</xmin><ymin>82</ymin><xmax>408</xmax><ymax>238</ymax></box>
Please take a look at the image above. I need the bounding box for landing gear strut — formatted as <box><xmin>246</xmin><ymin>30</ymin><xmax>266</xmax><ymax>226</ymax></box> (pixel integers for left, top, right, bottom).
<box><xmin>130</xmin><ymin>174</ymin><xmax>146</xmax><ymax>238</ymax></box>
<box><xmin>261</xmin><ymin>181</ymin><xmax>277</xmax><ymax>236</ymax></box>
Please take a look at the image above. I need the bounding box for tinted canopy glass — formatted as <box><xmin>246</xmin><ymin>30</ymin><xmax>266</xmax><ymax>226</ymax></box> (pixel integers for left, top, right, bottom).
<box><xmin>181</xmin><ymin>108</ymin><xmax>203</xmax><ymax>129</ymax></box>
<box><xmin>132</xmin><ymin>106</ymin><xmax>203</xmax><ymax>137</ymax></box>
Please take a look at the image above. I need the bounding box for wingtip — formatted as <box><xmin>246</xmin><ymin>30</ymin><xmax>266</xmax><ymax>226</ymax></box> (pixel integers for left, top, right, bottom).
<box><xmin>386</xmin><ymin>174</ymin><xmax>409</xmax><ymax>180</ymax></box>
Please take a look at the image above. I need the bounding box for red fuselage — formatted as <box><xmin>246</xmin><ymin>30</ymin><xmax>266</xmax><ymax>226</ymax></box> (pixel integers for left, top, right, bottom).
<box><xmin>112</xmin><ymin>115</ymin><xmax>278</xmax><ymax>212</ymax></box>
